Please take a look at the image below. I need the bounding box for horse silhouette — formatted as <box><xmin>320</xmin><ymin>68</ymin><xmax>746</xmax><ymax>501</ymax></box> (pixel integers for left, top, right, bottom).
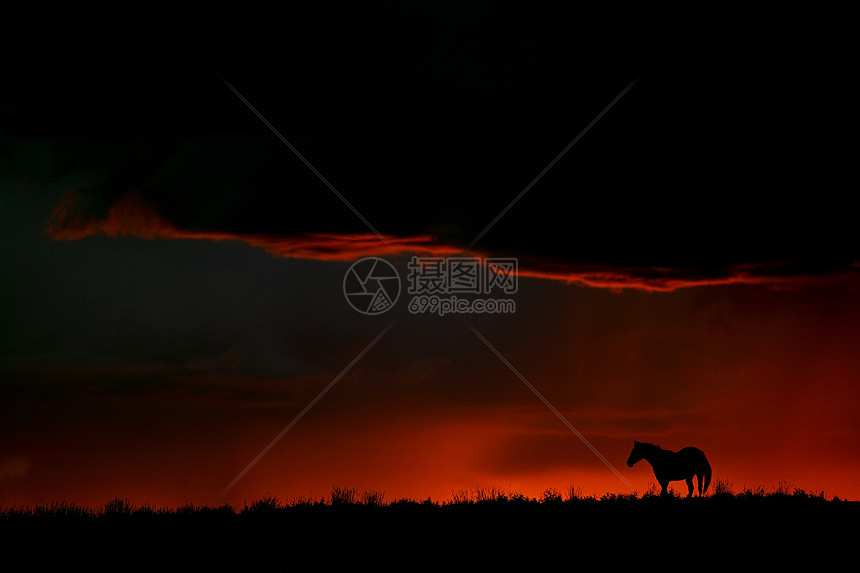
<box><xmin>627</xmin><ymin>441</ymin><xmax>712</xmax><ymax>497</ymax></box>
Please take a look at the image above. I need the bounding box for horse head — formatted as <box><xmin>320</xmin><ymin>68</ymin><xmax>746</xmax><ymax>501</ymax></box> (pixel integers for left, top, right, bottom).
<box><xmin>627</xmin><ymin>440</ymin><xmax>643</xmax><ymax>467</ymax></box>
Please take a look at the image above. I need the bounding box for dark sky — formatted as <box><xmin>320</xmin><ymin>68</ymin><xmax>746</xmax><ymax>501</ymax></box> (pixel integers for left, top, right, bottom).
<box><xmin>6</xmin><ymin>3</ymin><xmax>853</xmax><ymax>274</ymax></box>
<box><xmin>2</xmin><ymin>3</ymin><xmax>858</xmax><ymax>506</ymax></box>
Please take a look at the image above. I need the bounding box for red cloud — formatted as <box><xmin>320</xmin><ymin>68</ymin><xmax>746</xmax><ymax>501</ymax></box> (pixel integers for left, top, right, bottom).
<box><xmin>46</xmin><ymin>191</ymin><xmax>858</xmax><ymax>291</ymax></box>
<box><xmin>513</xmin><ymin>260</ymin><xmax>829</xmax><ymax>293</ymax></box>
<box><xmin>45</xmin><ymin>190</ymin><xmax>466</xmax><ymax>261</ymax></box>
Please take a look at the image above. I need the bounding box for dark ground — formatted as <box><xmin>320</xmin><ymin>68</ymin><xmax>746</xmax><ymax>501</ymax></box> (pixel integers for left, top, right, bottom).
<box><xmin>2</xmin><ymin>495</ymin><xmax>855</xmax><ymax>570</ymax></box>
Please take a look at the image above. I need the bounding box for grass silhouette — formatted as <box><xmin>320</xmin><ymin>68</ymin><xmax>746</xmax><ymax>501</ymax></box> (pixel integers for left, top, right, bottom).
<box><xmin>1</xmin><ymin>480</ymin><xmax>847</xmax><ymax>519</ymax></box>
<box><xmin>2</xmin><ymin>482</ymin><xmax>854</xmax><ymax>569</ymax></box>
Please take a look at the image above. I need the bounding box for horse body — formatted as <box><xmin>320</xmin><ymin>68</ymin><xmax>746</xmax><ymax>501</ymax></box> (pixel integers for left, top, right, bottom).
<box><xmin>627</xmin><ymin>441</ymin><xmax>711</xmax><ymax>497</ymax></box>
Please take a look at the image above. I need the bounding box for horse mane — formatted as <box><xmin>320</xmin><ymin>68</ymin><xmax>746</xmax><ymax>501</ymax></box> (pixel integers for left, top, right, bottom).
<box><xmin>636</xmin><ymin>441</ymin><xmax>663</xmax><ymax>452</ymax></box>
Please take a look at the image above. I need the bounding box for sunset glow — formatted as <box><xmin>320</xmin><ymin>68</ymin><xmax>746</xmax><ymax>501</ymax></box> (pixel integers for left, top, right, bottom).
<box><xmin>2</xmin><ymin>3</ymin><xmax>857</xmax><ymax>516</ymax></box>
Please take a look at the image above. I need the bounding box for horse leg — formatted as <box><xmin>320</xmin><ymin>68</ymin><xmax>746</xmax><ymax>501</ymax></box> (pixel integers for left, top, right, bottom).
<box><xmin>659</xmin><ymin>481</ymin><xmax>669</xmax><ymax>497</ymax></box>
<box><xmin>697</xmin><ymin>473</ymin><xmax>704</xmax><ymax>497</ymax></box>
<box><xmin>685</xmin><ymin>477</ymin><xmax>694</xmax><ymax>498</ymax></box>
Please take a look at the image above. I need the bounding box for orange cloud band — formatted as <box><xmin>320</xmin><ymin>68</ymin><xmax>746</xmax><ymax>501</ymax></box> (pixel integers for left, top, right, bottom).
<box><xmin>45</xmin><ymin>190</ymin><xmax>466</xmax><ymax>261</ymax></box>
<box><xmin>513</xmin><ymin>260</ymin><xmax>838</xmax><ymax>293</ymax></box>
<box><xmin>45</xmin><ymin>191</ymin><xmax>858</xmax><ymax>292</ymax></box>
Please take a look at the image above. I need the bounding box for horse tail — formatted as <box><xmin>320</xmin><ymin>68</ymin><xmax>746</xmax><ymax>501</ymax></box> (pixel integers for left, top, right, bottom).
<box><xmin>703</xmin><ymin>455</ymin><xmax>712</xmax><ymax>494</ymax></box>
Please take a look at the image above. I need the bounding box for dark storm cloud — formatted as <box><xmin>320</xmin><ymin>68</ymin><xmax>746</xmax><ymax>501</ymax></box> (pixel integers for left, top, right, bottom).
<box><xmin>5</xmin><ymin>2</ymin><xmax>855</xmax><ymax>289</ymax></box>
<box><xmin>0</xmin><ymin>188</ymin><xmax>380</xmax><ymax>384</ymax></box>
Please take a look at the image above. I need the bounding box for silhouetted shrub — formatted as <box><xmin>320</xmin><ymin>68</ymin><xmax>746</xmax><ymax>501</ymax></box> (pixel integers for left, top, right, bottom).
<box><xmin>361</xmin><ymin>489</ymin><xmax>385</xmax><ymax>507</ymax></box>
<box><xmin>739</xmin><ymin>486</ymin><xmax>767</xmax><ymax>499</ymax></box>
<box><xmin>641</xmin><ymin>483</ymin><xmax>662</xmax><ymax>499</ymax></box>
<box><xmin>564</xmin><ymin>484</ymin><xmax>583</xmax><ymax>501</ymax></box>
<box><xmin>542</xmin><ymin>487</ymin><xmax>563</xmax><ymax>504</ymax></box>
<box><xmin>330</xmin><ymin>486</ymin><xmax>357</xmax><ymax>506</ymax></box>
<box><xmin>102</xmin><ymin>497</ymin><xmax>133</xmax><ymax>516</ymax></box>
<box><xmin>286</xmin><ymin>495</ymin><xmax>317</xmax><ymax>509</ymax></box>
<box><xmin>711</xmin><ymin>478</ymin><xmax>734</xmax><ymax>497</ymax></box>
<box><xmin>244</xmin><ymin>495</ymin><xmax>281</xmax><ymax>513</ymax></box>
<box><xmin>474</xmin><ymin>485</ymin><xmax>507</xmax><ymax>504</ymax></box>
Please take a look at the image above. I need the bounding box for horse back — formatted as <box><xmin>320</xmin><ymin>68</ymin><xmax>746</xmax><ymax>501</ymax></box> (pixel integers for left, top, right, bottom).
<box><xmin>678</xmin><ymin>446</ymin><xmax>709</xmax><ymax>467</ymax></box>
